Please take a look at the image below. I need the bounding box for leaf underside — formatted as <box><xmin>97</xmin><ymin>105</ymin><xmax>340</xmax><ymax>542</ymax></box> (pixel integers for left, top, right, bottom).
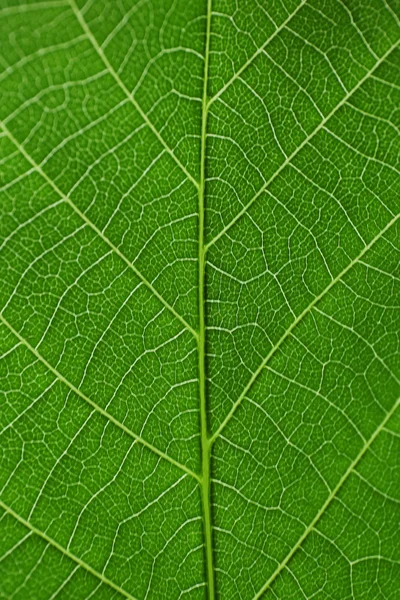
<box><xmin>1</xmin><ymin>0</ymin><xmax>399</xmax><ymax>599</ymax></box>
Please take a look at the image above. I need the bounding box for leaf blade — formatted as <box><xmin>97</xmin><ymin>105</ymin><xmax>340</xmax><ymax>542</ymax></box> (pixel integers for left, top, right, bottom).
<box><xmin>1</xmin><ymin>1</ymin><xmax>400</xmax><ymax>598</ymax></box>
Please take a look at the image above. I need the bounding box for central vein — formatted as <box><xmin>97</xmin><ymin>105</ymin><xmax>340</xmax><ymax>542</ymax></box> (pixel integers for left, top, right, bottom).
<box><xmin>198</xmin><ymin>0</ymin><xmax>214</xmax><ymax>597</ymax></box>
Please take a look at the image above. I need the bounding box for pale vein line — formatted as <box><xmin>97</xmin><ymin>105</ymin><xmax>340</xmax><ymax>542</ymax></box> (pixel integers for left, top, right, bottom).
<box><xmin>0</xmin><ymin>121</ymin><xmax>198</xmax><ymax>341</ymax></box>
<box><xmin>0</xmin><ymin>499</ymin><xmax>137</xmax><ymax>600</ymax></box>
<box><xmin>0</xmin><ymin>313</ymin><xmax>201</xmax><ymax>483</ymax></box>
<box><xmin>210</xmin><ymin>211</ymin><xmax>399</xmax><ymax>444</ymax></box>
<box><xmin>0</xmin><ymin>530</ymin><xmax>32</xmax><ymax>563</ymax></box>
<box><xmin>205</xmin><ymin>40</ymin><xmax>399</xmax><ymax>251</ymax></box>
<box><xmin>252</xmin><ymin>395</ymin><xmax>400</xmax><ymax>599</ymax></box>
<box><xmin>67</xmin><ymin>0</ymin><xmax>200</xmax><ymax>190</ymax></box>
<box><xmin>0</xmin><ymin>0</ymin><xmax>68</xmax><ymax>15</ymax></box>
<box><xmin>207</xmin><ymin>0</ymin><xmax>308</xmax><ymax>107</ymax></box>
<box><xmin>47</xmin><ymin>564</ymin><xmax>80</xmax><ymax>600</ymax></box>
<box><xmin>313</xmin><ymin>306</ymin><xmax>400</xmax><ymax>386</ymax></box>
<box><xmin>384</xmin><ymin>0</ymin><xmax>400</xmax><ymax>28</ymax></box>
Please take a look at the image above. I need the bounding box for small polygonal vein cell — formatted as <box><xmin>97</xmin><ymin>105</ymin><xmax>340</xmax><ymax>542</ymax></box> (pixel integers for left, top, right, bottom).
<box><xmin>1</xmin><ymin>0</ymin><xmax>399</xmax><ymax>599</ymax></box>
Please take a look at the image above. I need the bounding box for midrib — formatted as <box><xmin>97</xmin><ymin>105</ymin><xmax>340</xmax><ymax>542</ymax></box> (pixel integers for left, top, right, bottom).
<box><xmin>198</xmin><ymin>0</ymin><xmax>215</xmax><ymax>598</ymax></box>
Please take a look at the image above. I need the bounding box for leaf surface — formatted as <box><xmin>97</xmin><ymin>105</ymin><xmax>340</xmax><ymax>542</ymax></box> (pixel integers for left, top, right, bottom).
<box><xmin>1</xmin><ymin>0</ymin><xmax>399</xmax><ymax>598</ymax></box>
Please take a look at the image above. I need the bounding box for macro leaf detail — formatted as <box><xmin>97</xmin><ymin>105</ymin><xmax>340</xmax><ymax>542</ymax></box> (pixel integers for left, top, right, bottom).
<box><xmin>1</xmin><ymin>0</ymin><xmax>399</xmax><ymax>599</ymax></box>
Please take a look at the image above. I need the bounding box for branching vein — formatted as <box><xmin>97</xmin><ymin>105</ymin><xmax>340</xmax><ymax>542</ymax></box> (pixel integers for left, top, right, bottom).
<box><xmin>0</xmin><ymin>313</ymin><xmax>200</xmax><ymax>482</ymax></box>
<box><xmin>0</xmin><ymin>121</ymin><xmax>198</xmax><ymax>341</ymax></box>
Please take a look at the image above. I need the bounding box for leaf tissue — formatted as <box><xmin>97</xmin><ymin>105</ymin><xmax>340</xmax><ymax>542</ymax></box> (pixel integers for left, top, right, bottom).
<box><xmin>1</xmin><ymin>0</ymin><xmax>399</xmax><ymax>598</ymax></box>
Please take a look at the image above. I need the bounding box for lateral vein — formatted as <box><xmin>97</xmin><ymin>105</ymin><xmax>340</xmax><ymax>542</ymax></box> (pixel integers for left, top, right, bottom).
<box><xmin>0</xmin><ymin>313</ymin><xmax>201</xmax><ymax>483</ymax></box>
<box><xmin>210</xmin><ymin>211</ymin><xmax>399</xmax><ymax>444</ymax></box>
<box><xmin>207</xmin><ymin>0</ymin><xmax>308</xmax><ymax>107</ymax></box>
<box><xmin>251</xmin><ymin>396</ymin><xmax>400</xmax><ymax>599</ymax></box>
<box><xmin>67</xmin><ymin>0</ymin><xmax>200</xmax><ymax>190</ymax></box>
<box><xmin>0</xmin><ymin>499</ymin><xmax>138</xmax><ymax>600</ymax></box>
<box><xmin>205</xmin><ymin>40</ymin><xmax>399</xmax><ymax>251</ymax></box>
<box><xmin>0</xmin><ymin>121</ymin><xmax>199</xmax><ymax>341</ymax></box>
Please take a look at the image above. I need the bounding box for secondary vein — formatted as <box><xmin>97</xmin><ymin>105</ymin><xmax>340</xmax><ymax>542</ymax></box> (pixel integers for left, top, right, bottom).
<box><xmin>67</xmin><ymin>0</ymin><xmax>200</xmax><ymax>190</ymax></box>
<box><xmin>210</xmin><ymin>211</ymin><xmax>400</xmax><ymax>445</ymax></box>
<box><xmin>0</xmin><ymin>121</ymin><xmax>198</xmax><ymax>341</ymax></box>
<box><xmin>0</xmin><ymin>499</ymin><xmax>138</xmax><ymax>600</ymax></box>
<box><xmin>252</xmin><ymin>395</ymin><xmax>400</xmax><ymax>599</ymax></box>
<box><xmin>205</xmin><ymin>39</ymin><xmax>399</xmax><ymax>252</ymax></box>
<box><xmin>0</xmin><ymin>313</ymin><xmax>201</xmax><ymax>483</ymax></box>
<box><xmin>207</xmin><ymin>0</ymin><xmax>308</xmax><ymax>108</ymax></box>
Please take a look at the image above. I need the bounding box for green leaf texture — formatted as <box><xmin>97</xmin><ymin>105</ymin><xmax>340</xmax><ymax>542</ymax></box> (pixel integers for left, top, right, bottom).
<box><xmin>1</xmin><ymin>0</ymin><xmax>400</xmax><ymax>598</ymax></box>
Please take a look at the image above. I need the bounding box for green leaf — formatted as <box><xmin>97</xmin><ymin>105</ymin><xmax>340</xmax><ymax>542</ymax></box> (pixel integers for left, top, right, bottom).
<box><xmin>1</xmin><ymin>0</ymin><xmax>399</xmax><ymax>598</ymax></box>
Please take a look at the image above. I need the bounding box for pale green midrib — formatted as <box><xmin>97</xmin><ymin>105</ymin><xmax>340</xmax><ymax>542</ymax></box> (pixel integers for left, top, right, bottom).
<box><xmin>0</xmin><ymin>313</ymin><xmax>200</xmax><ymax>483</ymax></box>
<box><xmin>0</xmin><ymin>499</ymin><xmax>137</xmax><ymax>600</ymax></box>
<box><xmin>252</xmin><ymin>396</ymin><xmax>400</xmax><ymax>599</ymax></box>
<box><xmin>0</xmin><ymin>122</ymin><xmax>198</xmax><ymax>341</ymax></box>
<box><xmin>210</xmin><ymin>211</ymin><xmax>400</xmax><ymax>445</ymax></box>
<box><xmin>67</xmin><ymin>0</ymin><xmax>200</xmax><ymax>191</ymax></box>
<box><xmin>205</xmin><ymin>39</ymin><xmax>400</xmax><ymax>252</ymax></box>
<box><xmin>207</xmin><ymin>0</ymin><xmax>308</xmax><ymax>108</ymax></box>
<box><xmin>198</xmin><ymin>1</ymin><xmax>215</xmax><ymax>599</ymax></box>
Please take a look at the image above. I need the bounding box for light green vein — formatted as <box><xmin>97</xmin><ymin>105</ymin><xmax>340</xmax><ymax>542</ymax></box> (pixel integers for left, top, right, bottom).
<box><xmin>0</xmin><ymin>499</ymin><xmax>137</xmax><ymax>600</ymax></box>
<box><xmin>205</xmin><ymin>40</ymin><xmax>399</xmax><ymax>252</ymax></box>
<box><xmin>0</xmin><ymin>313</ymin><xmax>201</xmax><ymax>483</ymax></box>
<box><xmin>0</xmin><ymin>121</ymin><xmax>198</xmax><ymax>341</ymax></box>
<box><xmin>207</xmin><ymin>0</ymin><xmax>308</xmax><ymax>108</ymax></box>
<box><xmin>252</xmin><ymin>395</ymin><xmax>400</xmax><ymax>599</ymax></box>
<box><xmin>210</xmin><ymin>211</ymin><xmax>400</xmax><ymax>444</ymax></box>
<box><xmin>67</xmin><ymin>0</ymin><xmax>200</xmax><ymax>190</ymax></box>
<box><xmin>0</xmin><ymin>1</ymin><xmax>68</xmax><ymax>15</ymax></box>
<box><xmin>198</xmin><ymin>0</ymin><xmax>215</xmax><ymax>598</ymax></box>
